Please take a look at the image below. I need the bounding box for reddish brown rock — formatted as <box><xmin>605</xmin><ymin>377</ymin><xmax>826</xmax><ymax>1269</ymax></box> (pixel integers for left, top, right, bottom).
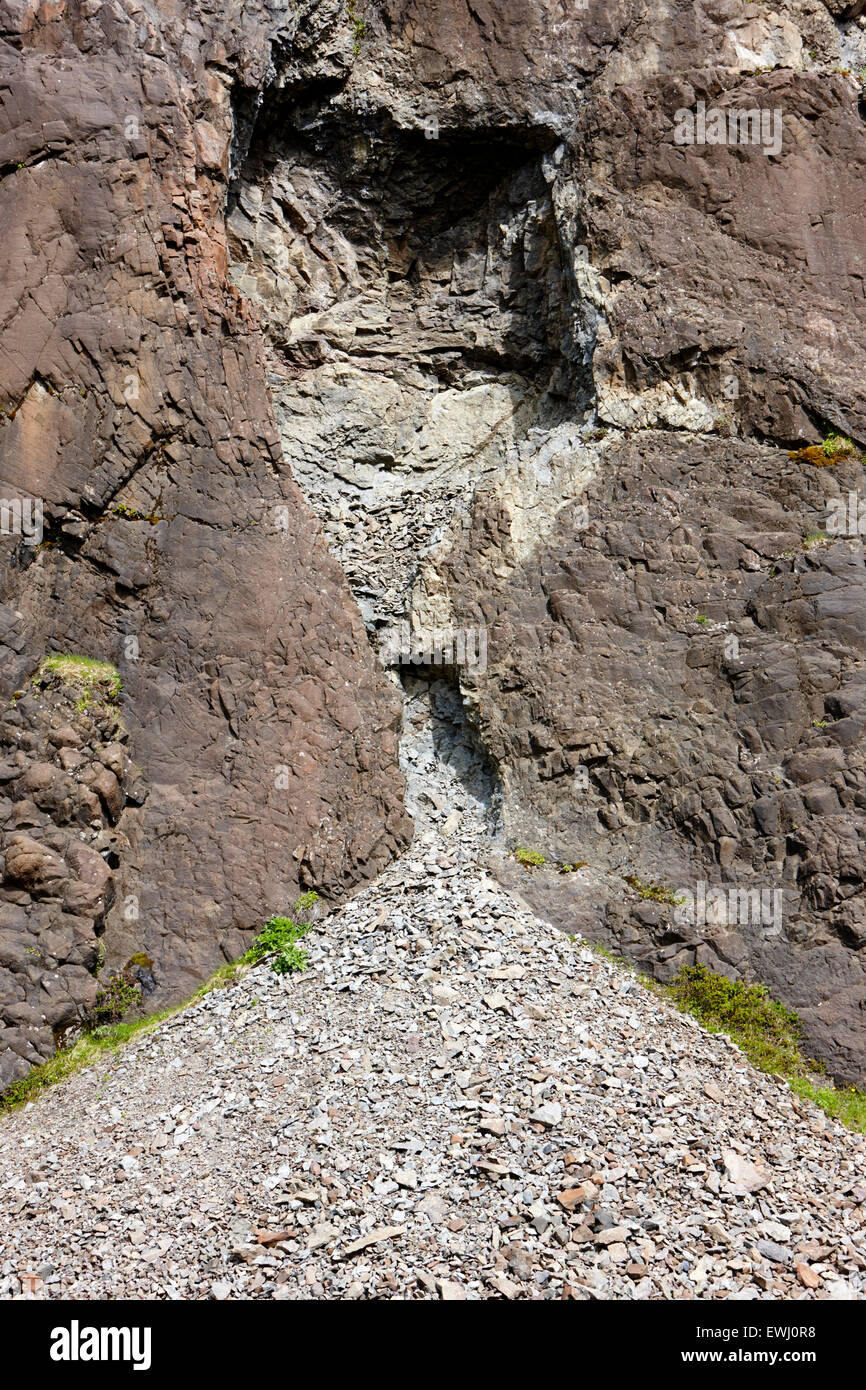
<box><xmin>0</xmin><ymin>0</ymin><xmax>412</xmax><ymax>1069</ymax></box>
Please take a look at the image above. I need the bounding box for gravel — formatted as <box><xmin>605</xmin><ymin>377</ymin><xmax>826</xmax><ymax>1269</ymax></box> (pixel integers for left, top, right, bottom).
<box><xmin>1</xmin><ymin>670</ymin><xmax>863</xmax><ymax>1301</ymax></box>
<box><xmin>1</xmin><ymin>787</ymin><xmax>864</xmax><ymax>1299</ymax></box>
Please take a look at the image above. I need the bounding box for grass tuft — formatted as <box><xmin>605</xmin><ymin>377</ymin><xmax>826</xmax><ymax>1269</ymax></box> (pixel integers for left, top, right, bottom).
<box><xmin>35</xmin><ymin>653</ymin><xmax>122</xmax><ymax>706</ymax></box>
<box><xmin>624</xmin><ymin>873</ymin><xmax>684</xmax><ymax>905</ymax></box>
<box><xmin>667</xmin><ymin>963</ymin><xmax>866</xmax><ymax>1132</ymax></box>
<box><xmin>668</xmin><ymin>964</ymin><xmax>803</xmax><ymax>1075</ymax></box>
<box><xmin>1</xmin><ymin>895</ymin><xmax>320</xmax><ymax>1115</ymax></box>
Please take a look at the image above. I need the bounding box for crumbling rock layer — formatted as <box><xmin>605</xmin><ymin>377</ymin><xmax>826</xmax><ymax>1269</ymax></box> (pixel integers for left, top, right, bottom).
<box><xmin>226</xmin><ymin>2</ymin><xmax>866</xmax><ymax>1082</ymax></box>
<box><xmin>1</xmin><ymin>0</ymin><xmax>866</xmax><ymax>1088</ymax></box>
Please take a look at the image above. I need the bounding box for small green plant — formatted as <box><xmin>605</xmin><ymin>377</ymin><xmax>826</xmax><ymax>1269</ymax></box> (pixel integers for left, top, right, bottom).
<box><xmin>88</xmin><ymin>974</ymin><xmax>141</xmax><ymax>1028</ymax></box>
<box><xmin>695</xmin><ymin>614</ymin><xmax>710</xmax><ymax>626</ymax></box>
<box><xmin>347</xmin><ymin>0</ymin><xmax>366</xmax><ymax>54</ymax></box>
<box><xmin>802</xmin><ymin>532</ymin><xmax>828</xmax><ymax>549</ymax></box>
<box><xmin>559</xmin><ymin>861</ymin><xmax>588</xmax><ymax>874</ymax></box>
<box><xmin>111</xmin><ymin>504</ymin><xmax>161</xmax><ymax>524</ymax></box>
<box><xmin>789</xmin><ymin>432</ymin><xmax>862</xmax><ymax>469</ymax></box>
<box><xmin>35</xmin><ymin>653</ymin><xmax>122</xmax><ymax>707</ymax></box>
<box><xmin>623</xmin><ymin>873</ymin><xmax>684</xmax><ymax>905</ymax></box>
<box><xmin>822</xmin><ymin>431</ymin><xmax>856</xmax><ymax>462</ymax></box>
<box><xmin>242</xmin><ymin>892</ymin><xmax>319</xmax><ymax>975</ymax></box>
<box><xmin>812</xmin><ymin>718</ymin><xmax>828</xmax><ymax>728</ymax></box>
<box><xmin>514</xmin><ymin>847</ymin><xmax>546</xmax><ymax>869</ymax></box>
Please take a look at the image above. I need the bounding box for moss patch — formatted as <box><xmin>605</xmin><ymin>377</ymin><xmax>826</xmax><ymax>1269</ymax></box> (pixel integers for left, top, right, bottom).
<box><xmin>35</xmin><ymin>654</ymin><xmax>122</xmax><ymax>706</ymax></box>
<box><xmin>513</xmin><ymin>847</ymin><xmax>546</xmax><ymax>868</ymax></box>
<box><xmin>623</xmin><ymin>873</ymin><xmax>684</xmax><ymax>906</ymax></box>
<box><xmin>667</xmin><ymin>964</ymin><xmax>866</xmax><ymax>1132</ymax></box>
<box><xmin>789</xmin><ymin>432</ymin><xmax>862</xmax><ymax>468</ymax></box>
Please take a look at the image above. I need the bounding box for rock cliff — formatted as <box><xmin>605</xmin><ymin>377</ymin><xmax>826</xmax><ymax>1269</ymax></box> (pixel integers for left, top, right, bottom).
<box><xmin>1</xmin><ymin>0</ymin><xmax>865</xmax><ymax>1090</ymax></box>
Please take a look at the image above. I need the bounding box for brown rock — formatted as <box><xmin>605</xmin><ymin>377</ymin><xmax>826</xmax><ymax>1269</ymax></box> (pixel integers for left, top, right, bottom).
<box><xmin>557</xmin><ymin>1182</ymin><xmax>597</xmax><ymax>1211</ymax></box>
<box><xmin>3</xmin><ymin>835</ymin><xmax>69</xmax><ymax>894</ymax></box>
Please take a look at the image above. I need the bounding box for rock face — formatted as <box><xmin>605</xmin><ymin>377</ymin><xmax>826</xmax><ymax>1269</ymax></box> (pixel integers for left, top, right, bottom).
<box><xmin>1</xmin><ymin>0</ymin><xmax>866</xmax><ymax>1086</ymax></box>
<box><xmin>0</xmin><ymin>0</ymin><xmax>412</xmax><ymax>1082</ymax></box>
<box><xmin>0</xmin><ymin>671</ymin><xmax>140</xmax><ymax>1090</ymax></box>
<box><xmin>461</xmin><ymin>431</ymin><xmax>866</xmax><ymax>1082</ymax></box>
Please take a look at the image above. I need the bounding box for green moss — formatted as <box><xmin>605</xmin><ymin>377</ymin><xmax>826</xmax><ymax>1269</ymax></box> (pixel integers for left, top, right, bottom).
<box><xmin>35</xmin><ymin>653</ymin><xmax>122</xmax><ymax>706</ymax></box>
<box><xmin>514</xmin><ymin>847</ymin><xmax>546</xmax><ymax>868</ymax></box>
<box><xmin>2</xmin><ymin>963</ymin><xmax>251</xmax><ymax>1113</ymax></box>
<box><xmin>667</xmin><ymin>964</ymin><xmax>866</xmax><ymax>1132</ymax></box>
<box><xmin>789</xmin><ymin>432</ymin><xmax>863</xmax><ymax>469</ymax></box>
<box><xmin>623</xmin><ymin>873</ymin><xmax>684</xmax><ymax>906</ymax></box>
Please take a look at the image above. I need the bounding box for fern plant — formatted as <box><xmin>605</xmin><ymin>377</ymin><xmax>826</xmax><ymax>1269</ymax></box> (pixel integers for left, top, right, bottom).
<box><xmin>243</xmin><ymin>892</ymin><xmax>319</xmax><ymax>975</ymax></box>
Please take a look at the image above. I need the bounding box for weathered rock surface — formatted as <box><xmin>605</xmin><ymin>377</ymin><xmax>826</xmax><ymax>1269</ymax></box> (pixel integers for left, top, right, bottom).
<box><xmin>440</xmin><ymin>431</ymin><xmax>866</xmax><ymax>1082</ymax></box>
<box><xmin>223</xmin><ymin>0</ymin><xmax>865</xmax><ymax>1082</ymax></box>
<box><xmin>2</xmin><ymin>0</ymin><xmax>866</xmax><ymax>1093</ymax></box>
<box><xmin>0</xmin><ymin>673</ymin><xmax>137</xmax><ymax>1091</ymax></box>
<box><xmin>0</xmin><ymin>0</ymin><xmax>412</xmax><ymax>1076</ymax></box>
